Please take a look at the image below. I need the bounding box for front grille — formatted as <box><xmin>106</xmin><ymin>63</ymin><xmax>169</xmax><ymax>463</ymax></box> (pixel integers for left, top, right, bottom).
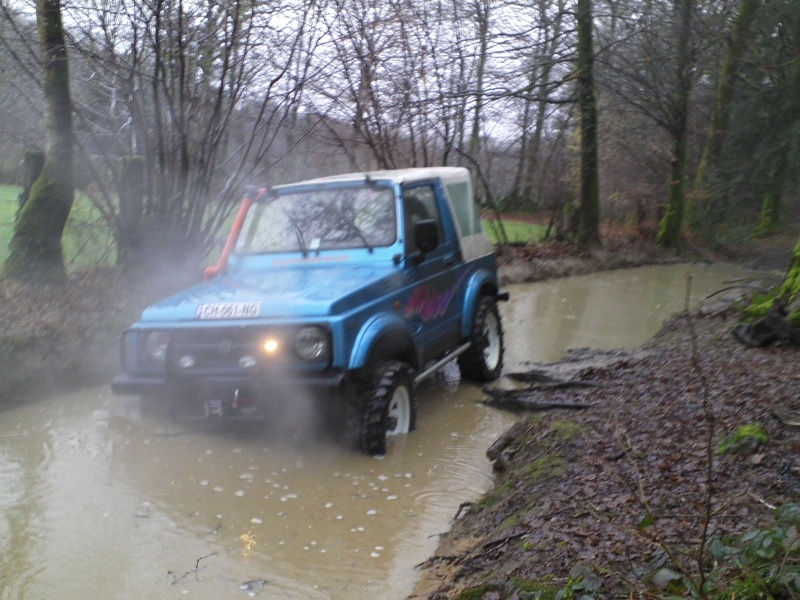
<box><xmin>170</xmin><ymin>327</ymin><xmax>276</xmax><ymax>371</ymax></box>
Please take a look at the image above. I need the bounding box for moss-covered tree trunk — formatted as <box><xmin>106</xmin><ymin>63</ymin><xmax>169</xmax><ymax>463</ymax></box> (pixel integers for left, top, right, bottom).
<box><xmin>691</xmin><ymin>0</ymin><xmax>759</xmax><ymax>232</ymax></box>
<box><xmin>16</xmin><ymin>148</ymin><xmax>45</xmax><ymax>219</ymax></box>
<box><xmin>658</xmin><ymin>135</ymin><xmax>688</xmax><ymax>249</ymax></box>
<box><xmin>3</xmin><ymin>0</ymin><xmax>74</xmax><ymax>282</ymax></box>
<box><xmin>780</xmin><ymin>237</ymin><xmax>800</xmax><ymax>328</ymax></box>
<box><xmin>657</xmin><ymin>0</ymin><xmax>693</xmax><ymax>250</ymax></box>
<box><xmin>756</xmin><ymin>152</ymin><xmax>788</xmax><ymax>236</ymax></box>
<box><xmin>694</xmin><ymin>0</ymin><xmax>759</xmax><ymax>189</ymax></box>
<box><xmin>575</xmin><ymin>0</ymin><xmax>601</xmax><ymax>247</ymax></box>
<box><xmin>735</xmin><ymin>236</ymin><xmax>800</xmax><ymax>347</ymax></box>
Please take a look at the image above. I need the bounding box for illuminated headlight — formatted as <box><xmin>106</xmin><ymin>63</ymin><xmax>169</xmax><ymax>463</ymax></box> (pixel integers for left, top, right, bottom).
<box><xmin>294</xmin><ymin>327</ymin><xmax>330</xmax><ymax>362</ymax></box>
<box><xmin>144</xmin><ymin>331</ymin><xmax>170</xmax><ymax>363</ymax></box>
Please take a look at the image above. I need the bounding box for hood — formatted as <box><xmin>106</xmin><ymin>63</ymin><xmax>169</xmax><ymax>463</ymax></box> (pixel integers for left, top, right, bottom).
<box><xmin>140</xmin><ymin>264</ymin><xmax>402</xmax><ymax>322</ymax></box>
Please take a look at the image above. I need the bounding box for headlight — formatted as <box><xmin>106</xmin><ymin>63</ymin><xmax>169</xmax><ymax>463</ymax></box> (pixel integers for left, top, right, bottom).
<box><xmin>144</xmin><ymin>331</ymin><xmax>170</xmax><ymax>363</ymax></box>
<box><xmin>263</xmin><ymin>338</ymin><xmax>280</xmax><ymax>354</ymax></box>
<box><xmin>294</xmin><ymin>327</ymin><xmax>330</xmax><ymax>362</ymax></box>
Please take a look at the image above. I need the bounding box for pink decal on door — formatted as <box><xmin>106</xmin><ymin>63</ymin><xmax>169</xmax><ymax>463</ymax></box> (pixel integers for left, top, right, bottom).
<box><xmin>404</xmin><ymin>284</ymin><xmax>457</xmax><ymax>322</ymax></box>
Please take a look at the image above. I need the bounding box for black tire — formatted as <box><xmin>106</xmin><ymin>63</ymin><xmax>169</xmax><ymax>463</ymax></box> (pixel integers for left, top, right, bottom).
<box><xmin>458</xmin><ymin>295</ymin><xmax>504</xmax><ymax>382</ymax></box>
<box><xmin>356</xmin><ymin>360</ymin><xmax>417</xmax><ymax>456</ymax></box>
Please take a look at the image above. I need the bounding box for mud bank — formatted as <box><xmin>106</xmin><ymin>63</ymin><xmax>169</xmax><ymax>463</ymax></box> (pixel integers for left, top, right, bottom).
<box><xmin>0</xmin><ymin>267</ymin><xmax>195</xmax><ymax>401</ymax></box>
<box><xmin>496</xmin><ymin>241</ymin><xmax>682</xmax><ymax>285</ymax></box>
<box><xmin>409</xmin><ymin>294</ymin><xmax>800</xmax><ymax>599</ymax></box>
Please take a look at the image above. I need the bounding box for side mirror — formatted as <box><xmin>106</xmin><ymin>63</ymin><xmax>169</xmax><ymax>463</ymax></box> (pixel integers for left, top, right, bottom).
<box><xmin>414</xmin><ymin>219</ymin><xmax>440</xmax><ymax>254</ymax></box>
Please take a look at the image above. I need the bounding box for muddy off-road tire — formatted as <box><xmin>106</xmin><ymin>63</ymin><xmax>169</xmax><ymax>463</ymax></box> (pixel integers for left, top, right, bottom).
<box><xmin>356</xmin><ymin>360</ymin><xmax>417</xmax><ymax>456</ymax></box>
<box><xmin>458</xmin><ymin>295</ymin><xmax>504</xmax><ymax>382</ymax></box>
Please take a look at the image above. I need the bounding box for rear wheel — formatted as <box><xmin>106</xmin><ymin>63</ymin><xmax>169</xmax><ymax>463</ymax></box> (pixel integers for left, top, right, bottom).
<box><xmin>356</xmin><ymin>360</ymin><xmax>417</xmax><ymax>456</ymax></box>
<box><xmin>458</xmin><ymin>295</ymin><xmax>504</xmax><ymax>382</ymax></box>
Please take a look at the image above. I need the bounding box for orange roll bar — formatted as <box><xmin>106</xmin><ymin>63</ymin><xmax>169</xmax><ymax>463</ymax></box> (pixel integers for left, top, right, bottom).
<box><xmin>203</xmin><ymin>187</ymin><xmax>267</xmax><ymax>280</ymax></box>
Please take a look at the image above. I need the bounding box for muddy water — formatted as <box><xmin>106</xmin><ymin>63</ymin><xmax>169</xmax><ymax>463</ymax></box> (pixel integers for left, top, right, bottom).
<box><xmin>0</xmin><ymin>263</ymin><xmax>748</xmax><ymax>599</ymax></box>
<box><xmin>503</xmin><ymin>263</ymin><xmax>749</xmax><ymax>365</ymax></box>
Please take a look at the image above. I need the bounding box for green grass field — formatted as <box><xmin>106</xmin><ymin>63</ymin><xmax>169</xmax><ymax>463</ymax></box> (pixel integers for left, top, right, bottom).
<box><xmin>0</xmin><ymin>184</ymin><xmax>115</xmax><ymax>273</ymax></box>
<box><xmin>484</xmin><ymin>218</ymin><xmax>546</xmax><ymax>244</ymax></box>
<box><xmin>0</xmin><ymin>185</ymin><xmax>20</xmax><ymax>267</ymax></box>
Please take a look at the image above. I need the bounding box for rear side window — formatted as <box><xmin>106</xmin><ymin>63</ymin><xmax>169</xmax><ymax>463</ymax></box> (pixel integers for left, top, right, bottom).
<box><xmin>446</xmin><ymin>181</ymin><xmax>482</xmax><ymax>236</ymax></box>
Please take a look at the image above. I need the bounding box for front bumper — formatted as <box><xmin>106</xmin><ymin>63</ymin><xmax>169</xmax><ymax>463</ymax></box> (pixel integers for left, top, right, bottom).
<box><xmin>111</xmin><ymin>371</ymin><xmax>349</xmax><ymax>398</ymax></box>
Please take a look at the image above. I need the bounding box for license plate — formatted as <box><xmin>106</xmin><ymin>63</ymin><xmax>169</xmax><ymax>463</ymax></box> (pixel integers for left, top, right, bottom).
<box><xmin>196</xmin><ymin>302</ymin><xmax>260</xmax><ymax>320</ymax></box>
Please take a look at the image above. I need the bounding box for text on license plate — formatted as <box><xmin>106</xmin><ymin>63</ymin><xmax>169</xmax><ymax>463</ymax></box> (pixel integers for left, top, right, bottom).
<box><xmin>195</xmin><ymin>302</ymin><xmax>261</xmax><ymax>320</ymax></box>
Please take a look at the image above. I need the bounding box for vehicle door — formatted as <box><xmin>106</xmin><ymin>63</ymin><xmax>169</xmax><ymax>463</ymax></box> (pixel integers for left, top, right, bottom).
<box><xmin>400</xmin><ymin>182</ymin><xmax>464</xmax><ymax>362</ymax></box>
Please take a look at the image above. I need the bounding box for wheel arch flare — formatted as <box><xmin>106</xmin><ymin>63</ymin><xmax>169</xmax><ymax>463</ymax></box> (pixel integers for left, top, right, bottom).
<box><xmin>348</xmin><ymin>312</ymin><xmax>417</xmax><ymax>372</ymax></box>
<box><xmin>462</xmin><ymin>269</ymin><xmax>499</xmax><ymax>339</ymax></box>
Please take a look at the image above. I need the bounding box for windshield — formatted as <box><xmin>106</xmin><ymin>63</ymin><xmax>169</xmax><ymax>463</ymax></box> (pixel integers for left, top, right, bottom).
<box><xmin>235</xmin><ymin>186</ymin><xmax>397</xmax><ymax>255</ymax></box>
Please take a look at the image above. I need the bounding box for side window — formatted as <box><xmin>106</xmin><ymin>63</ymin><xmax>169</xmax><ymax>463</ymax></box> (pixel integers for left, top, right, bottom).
<box><xmin>446</xmin><ymin>181</ymin><xmax>473</xmax><ymax>235</ymax></box>
<box><xmin>402</xmin><ymin>185</ymin><xmax>442</xmax><ymax>253</ymax></box>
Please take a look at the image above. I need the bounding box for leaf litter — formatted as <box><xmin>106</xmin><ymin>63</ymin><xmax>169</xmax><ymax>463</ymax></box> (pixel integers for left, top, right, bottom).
<box><xmin>412</xmin><ymin>297</ymin><xmax>800</xmax><ymax>598</ymax></box>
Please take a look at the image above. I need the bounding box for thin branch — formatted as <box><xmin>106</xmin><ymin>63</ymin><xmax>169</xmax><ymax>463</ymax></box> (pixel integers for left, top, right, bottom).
<box><xmin>167</xmin><ymin>552</ymin><xmax>217</xmax><ymax>585</ymax></box>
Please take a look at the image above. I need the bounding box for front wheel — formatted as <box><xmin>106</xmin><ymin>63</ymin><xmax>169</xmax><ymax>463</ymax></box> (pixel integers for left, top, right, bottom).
<box><xmin>356</xmin><ymin>360</ymin><xmax>417</xmax><ymax>456</ymax></box>
<box><xmin>458</xmin><ymin>295</ymin><xmax>504</xmax><ymax>382</ymax></box>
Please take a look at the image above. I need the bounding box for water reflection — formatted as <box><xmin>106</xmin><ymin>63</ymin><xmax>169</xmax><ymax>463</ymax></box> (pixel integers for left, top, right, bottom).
<box><xmin>503</xmin><ymin>263</ymin><xmax>748</xmax><ymax>366</ymax></box>
<box><xmin>0</xmin><ymin>263</ymin><xmax>750</xmax><ymax>599</ymax></box>
<box><xmin>0</xmin><ymin>420</ymin><xmax>50</xmax><ymax>600</ymax></box>
<box><xmin>0</xmin><ymin>368</ymin><xmax>510</xmax><ymax>599</ymax></box>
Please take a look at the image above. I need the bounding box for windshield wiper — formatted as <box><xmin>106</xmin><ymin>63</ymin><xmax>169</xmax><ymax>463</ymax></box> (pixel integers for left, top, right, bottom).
<box><xmin>325</xmin><ymin>204</ymin><xmax>374</xmax><ymax>253</ymax></box>
<box><xmin>287</xmin><ymin>215</ymin><xmax>309</xmax><ymax>257</ymax></box>
<box><xmin>346</xmin><ymin>223</ymin><xmax>374</xmax><ymax>253</ymax></box>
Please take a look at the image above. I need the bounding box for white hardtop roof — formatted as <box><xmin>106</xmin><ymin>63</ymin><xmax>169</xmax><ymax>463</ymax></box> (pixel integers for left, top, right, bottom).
<box><xmin>275</xmin><ymin>167</ymin><xmax>470</xmax><ymax>189</ymax></box>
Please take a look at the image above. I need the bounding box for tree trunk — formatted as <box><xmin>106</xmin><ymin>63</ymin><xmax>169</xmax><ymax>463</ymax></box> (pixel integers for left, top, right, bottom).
<box><xmin>694</xmin><ymin>0</ymin><xmax>759</xmax><ymax>186</ymax></box>
<box><xmin>782</xmin><ymin>238</ymin><xmax>800</xmax><ymax>328</ymax></box>
<box><xmin>736</xmin><ymin>236</ymin><xmax>800</xmax><ymax>347</ymax></box>
<box><xmin>575</xmin><ymin>0</ymin><xmax>601</xmax><ymax>247</ymax></box>
<box><xmin>3</xmin><ymin>0</ymin><xmax>74</xmax><ymax>282</ymax></box>
<box><xmin>16</xmin><ymin>148</ymin><xmax>45</xmax><ymax>219</ymax></box>
<box><xmin>657</xmin><ymin>0</ymin><xmax>693</xmax><ymax>250</ymax></box>
<box><xmin>658</xmin><ymin>134</ymin><xmax>689</xmax><ymax>249</ymax></box>
<box><xmin>520</xmin><ymin>63</ymin><xmax>554</xmax><ymax>211</ymax></box>
<box><xmin>469</xmin><ymin>0</ymin><xmax>491</xmax><ymax>159</ymax></box>
<box><xmin>692</xmin><ymin>0</ymin><xmax>759</xmax><ymax>228</ymax></box>
<box><xmin>756</xmin><ymin>151</ymin><xmax>788</xmax><ymax>236</ymax></box>
<box><xmin>508</xmin><ymin>91</ymin><xmax>533</xmax><ymax>207</ymax></box>
<box><xmin>116</xmin><ymin>155</ymin><xmax>146</xmax><ymax>267</ymax></box>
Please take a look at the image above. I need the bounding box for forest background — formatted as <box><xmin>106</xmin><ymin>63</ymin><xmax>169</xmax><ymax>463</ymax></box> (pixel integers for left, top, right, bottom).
<box><xmin>0</xmin><ymin>0</ymin><xmax>798</xmax><ymax>278</ymax></box>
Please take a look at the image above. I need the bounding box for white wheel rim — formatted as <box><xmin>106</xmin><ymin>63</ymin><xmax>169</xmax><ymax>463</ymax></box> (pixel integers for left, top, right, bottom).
<box><xmin>482</xmin><ymin>312</ymin><xmax>501</xmax><ymax>371</ymax></box>
<box><xmin>386</xmin><ymin>385</ymin><xmax>411</xmax><ymax>436</ymax></box>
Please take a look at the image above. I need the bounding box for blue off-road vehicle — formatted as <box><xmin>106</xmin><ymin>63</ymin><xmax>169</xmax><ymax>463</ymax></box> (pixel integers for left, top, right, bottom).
<box><xmin>112</xmin><ymin>167</ymin><xmax>506</xmax><ymax>455</ymax></box>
